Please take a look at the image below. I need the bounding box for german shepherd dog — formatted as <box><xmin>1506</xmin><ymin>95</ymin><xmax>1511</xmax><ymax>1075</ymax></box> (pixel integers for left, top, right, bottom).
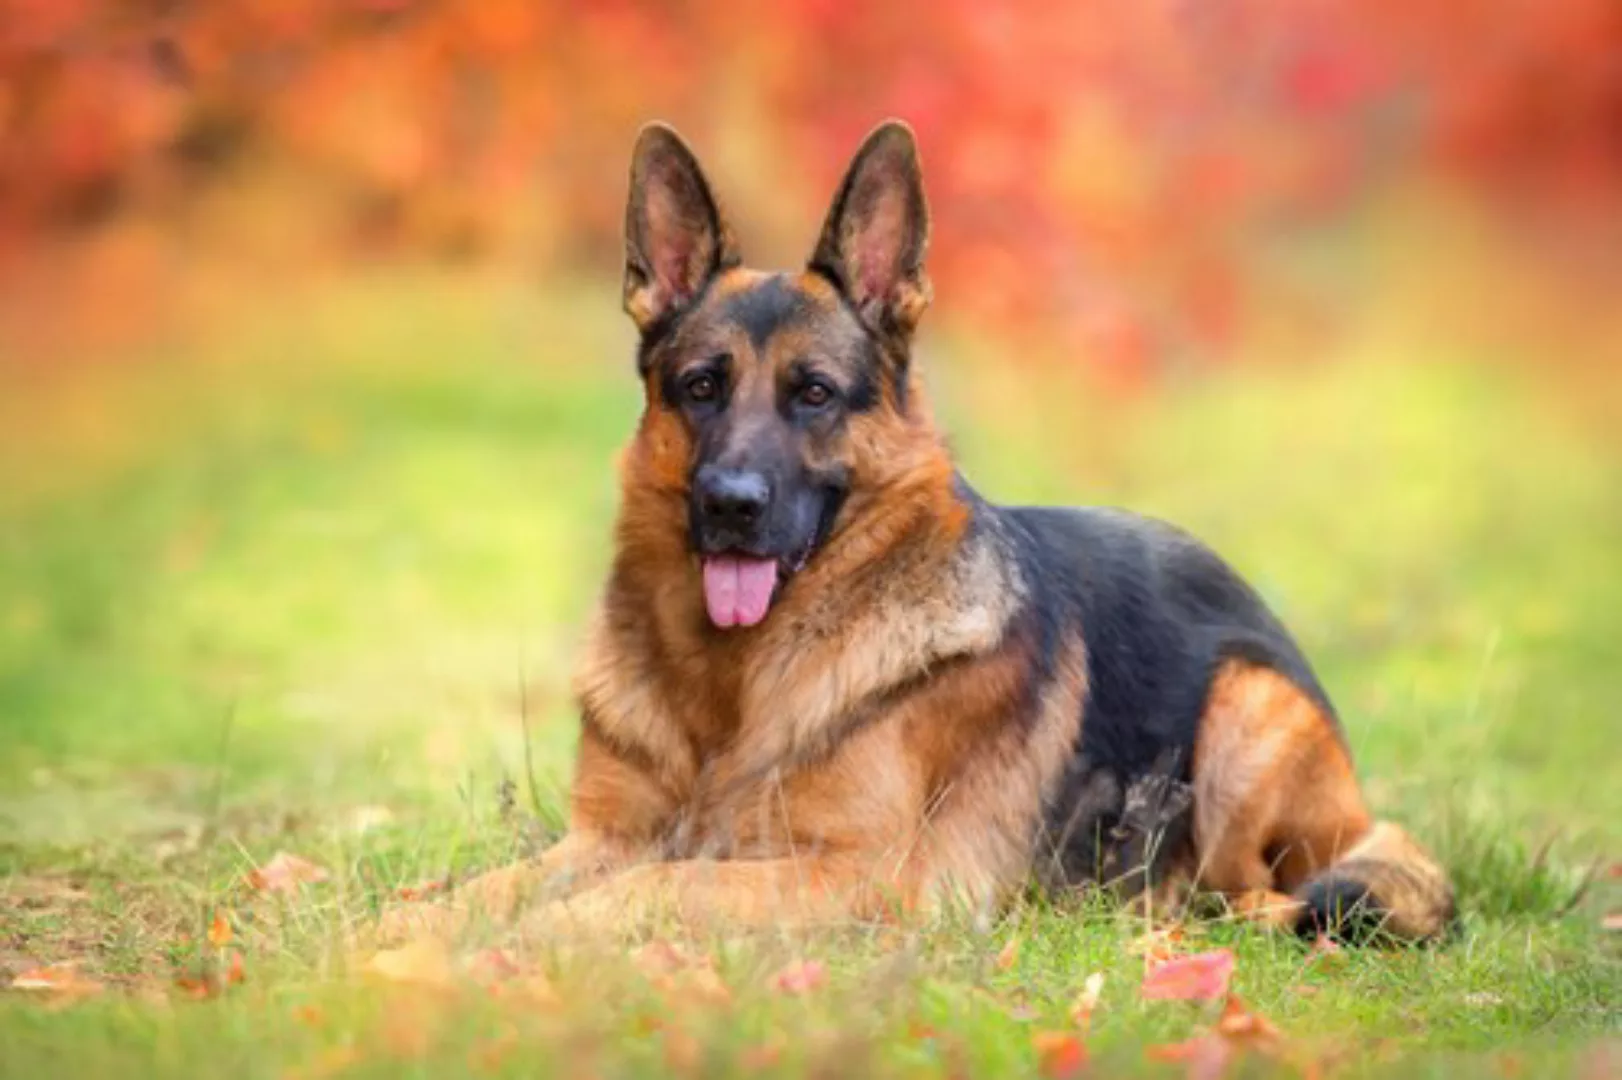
<box><xmin>385</xmin><ymin>121</ymin><xmax>1455</xmax><ymax>945</ymax></box>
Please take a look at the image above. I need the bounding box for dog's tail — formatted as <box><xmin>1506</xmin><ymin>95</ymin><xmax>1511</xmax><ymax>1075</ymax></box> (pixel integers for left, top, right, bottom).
<box><xmin>1292</xmin><ymin>821</ymin><xmax>1456</xmax><ymax>943</ymax></box>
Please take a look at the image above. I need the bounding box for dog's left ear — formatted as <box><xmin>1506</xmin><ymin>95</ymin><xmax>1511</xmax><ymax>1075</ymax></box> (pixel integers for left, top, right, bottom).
<box><xmin>809</xmin><ymin>120</ymin><xmax>931</xmax><ymax>337</ymax></box>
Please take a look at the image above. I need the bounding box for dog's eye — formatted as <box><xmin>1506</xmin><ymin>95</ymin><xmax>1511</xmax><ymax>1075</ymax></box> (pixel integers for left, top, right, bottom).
<box><xmin>798</xmin><ymin>380</ymin><xmax>834</xmax><ymax>409</ymax></box>
<box><xmin>684</xmin><ymin>373</ymin><xmax>719</xmax><ymax>403</ymax></box>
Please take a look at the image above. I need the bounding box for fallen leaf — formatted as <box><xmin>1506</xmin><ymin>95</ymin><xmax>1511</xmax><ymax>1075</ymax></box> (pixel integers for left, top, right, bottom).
<box><xmin>1215</xmin><ymin>995</ymin><xmax>1280</xmax><ymax>1047</ymax></box>
<box><xmin>293</xmin><ymin>1003</ymin><xmax>326</xmax><ymax>1027</ymax></box>
<box><xmin>366</xmin><ymin>938</ymin><xmax>455</xmax><ymax>987</ymax></box>
<box><xmin>225</xmin><ymin>950</ymin><xmax>246</xmax><ymax>986</ymax></box>
<box><xmin>1140</xmin><ymin>948</ymin><xmax>1234</xmax><ymax>1002</ymax></box>
<box><xmin>767</xmin><ymin>958</ymin><xmax>827</xmax><ymax>996</ymax></box>
<box><xmin>174</xmin><ymin>974</ymin><xmax>214</xmax><ymax>1000</ymax></box>
<box><xmin>996</xmin><ymin>936</ymin><xmax>1021</xmax><ymax>970</ymax></box>
<box><xmin>1291</xmin><ymin>984</ymin><xmax>1321</xmax><ymax>998</ymax></box>
<box><xmin>1147</xmin><ymin>1035</ymin><xmax>1232</xmax><ymax>1080</ymax></box>
<box><xmin>10</xmin><ymin>964</ymin><xmax>104</xmax><ymax>1001</ymax></box>
<box><xmin>1602</xmin><ymin>913</ymin><xmax>1622</xmax><ymax>933</ymax></box>
<box><xmin>1032</xmin><ymin>1031</ymin><xmax>1089</xmax><ymax>1078</ymax></box>
<box><xmin>247</xmin><ymin>851</ymin><xmax>330</xmax><ymax>894</ymax></box>
<box><xmin>1070</xmin><ymin>971</ymin><xmax>1106</xmax><ymax>1030</ymax></box>
<box><xmin>208</xmin><ymin>909</ymin><xmax>233</xmax><ymax>948</ymax></box>
<box><xmin>1128</xmin><ymin>925</ymin><xmax>1186</xmax><ymax>968</ymax></box>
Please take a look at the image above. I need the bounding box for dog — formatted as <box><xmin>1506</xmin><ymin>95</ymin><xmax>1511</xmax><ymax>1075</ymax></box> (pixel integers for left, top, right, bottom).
<box><xmin>384</xmin><ymin>120</ymin><xmax>1455</xmax><ymax>945</ymax></box>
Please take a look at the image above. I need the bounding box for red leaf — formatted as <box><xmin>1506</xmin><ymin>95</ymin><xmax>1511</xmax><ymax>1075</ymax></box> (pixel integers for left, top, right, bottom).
<box><xmin>996</xmin><ymin>936</ymin><xmax>1020</xmax><ymax>970</ymax></box>
<box><xmin>1139</xmin><ymin>948</ymin><xmax>1234</xmax><ymax>1002</ymax></box>
<box><xmin>207</xmin><ymin>909</ymin><xmax>233</xmax><ymax>948</ymax></box>
<box><xmin>1033</xmin><ymin>1031</ymin><xmax>1089</xmax><ymax>1078</ymax></box>
<box><xmin>1147</xmin><ymin>1035</ymin><xmax>1233</xmax><ymax>1080</ymax></box>
<box><xmin>225</xmin><ymin>950</ymin><xmax>246</xmax><ymax>986</ymax></box>
<box><xmin>767</xmin><ymin>958</ymin><xmax>826</xmax><ymax>996</ymax></box>
<box><xmin>246</xmin><ymin>851</ymin><xmax>330</xmax><ymax>894</ymax></box>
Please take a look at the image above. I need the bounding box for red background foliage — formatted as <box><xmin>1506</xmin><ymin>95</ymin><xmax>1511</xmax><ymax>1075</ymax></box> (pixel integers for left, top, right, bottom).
<box><xmin>1</xmin><ymin>0</ymin><xmax>1618</xmax><ymax>370</ymax></box>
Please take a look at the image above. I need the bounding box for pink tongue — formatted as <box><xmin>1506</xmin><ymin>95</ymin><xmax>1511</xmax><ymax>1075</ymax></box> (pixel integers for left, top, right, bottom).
<box><xmin>701</xmin><ymin>555</ymin><xmax>779</xmax><ymax>628</ymax></box>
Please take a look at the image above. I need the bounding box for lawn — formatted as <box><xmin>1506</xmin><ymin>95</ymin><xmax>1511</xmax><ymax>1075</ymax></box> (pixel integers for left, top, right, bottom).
<box><xmin>1</xmin><ymin>271</ymin><xmax>1617</xmax><ymax>1077</ymax></box>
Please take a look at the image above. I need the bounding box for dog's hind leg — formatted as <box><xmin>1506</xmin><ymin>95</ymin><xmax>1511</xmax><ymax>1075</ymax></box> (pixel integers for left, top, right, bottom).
<box><xmin>1190</xmin><ymin>660</ymin><xmax>1453</xmax><ymax>942</ymax></box>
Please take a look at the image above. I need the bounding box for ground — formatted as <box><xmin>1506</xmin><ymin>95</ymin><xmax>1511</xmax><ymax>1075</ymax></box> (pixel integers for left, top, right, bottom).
<box><xmin>1</xmin><ymin>272</ymin><xmax>1618</xmax><ymax>1077</ymax></box>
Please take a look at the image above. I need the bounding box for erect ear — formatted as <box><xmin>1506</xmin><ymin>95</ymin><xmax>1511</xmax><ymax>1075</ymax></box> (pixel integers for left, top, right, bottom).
<box><xmin>808</xmin><ymin>120</ymin><xmax>931</xmax><ymax>336</ymax></box>
<box><xmin>623</xmin><ymin>123</ymin><xmax>739</xmax><ymax>334</ymax></box>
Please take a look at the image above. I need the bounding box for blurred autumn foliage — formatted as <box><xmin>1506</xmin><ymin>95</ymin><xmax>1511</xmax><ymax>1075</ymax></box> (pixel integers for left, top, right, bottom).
<box><xmin>1</xmin><ymin>0</ymin><xmax>1619</xmax><ymax>370</ymax></box>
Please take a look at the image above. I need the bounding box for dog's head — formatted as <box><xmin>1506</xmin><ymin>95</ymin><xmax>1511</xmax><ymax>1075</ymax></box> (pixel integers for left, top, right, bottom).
<box><xmin>618</xmin><ymin>121</ymin><xmax>940</xmax><ymax>630</ymax></box>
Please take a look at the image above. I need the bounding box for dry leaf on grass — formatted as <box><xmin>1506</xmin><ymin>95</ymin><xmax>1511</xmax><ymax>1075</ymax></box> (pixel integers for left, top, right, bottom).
<box><xmin>1069</xmin><ymin>971</ymin><xmax>1106</xmax><ymax>1030</ymax></box>
<box><xmin>767</xmin><ymin>958</ymin><xmax>827</xmax><ymax>996</ymax></box>
<box><xmin>10</xmin><ymin>964</ymin><xmax>104</xmax><ymax>1002</ymax></box>
<box><xmin>207</xmin><ymin>909</ymin><xmax>234</xmax><ymax>948</ymax></box>
<box><xmin>1147</xmin><ymin>994</ymin><xmax>1286</xmax><ymax>1080</ymax></box>
<box><xmin>1602</xmin><ymin>912</ymin><xmax>1622</xmax><ymax>932</ymax></box>
<box><xmin>1127</xmin><ymin>925</ymin><xmax>1186</xmax><ymax>968</ymax></box>
<box><xmin>1032</xmin><ymin>1031</ymin><xmax>1089</xmax><ymax>1079</ymax></box>
<box><xmin>996</xmin><ymin>936</ymin><xmax>1021</xmax><ymax>970</ymax></box>
<box><xmin>246</xmin><ymin>851</ymin><xmax>330</xmax><ymax>894</ymax></box>
<box><xmin>1140</xmin><ymin>948</ymin><xmax>1234</xmax><ymax>1002</ymax></box>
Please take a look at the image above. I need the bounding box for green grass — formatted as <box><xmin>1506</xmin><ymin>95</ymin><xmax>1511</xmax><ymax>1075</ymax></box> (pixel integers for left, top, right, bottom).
<box><xmin>1</xmin><ymin>271</ymin><xmax>1618</xmax><ymax>1077</ymax></box>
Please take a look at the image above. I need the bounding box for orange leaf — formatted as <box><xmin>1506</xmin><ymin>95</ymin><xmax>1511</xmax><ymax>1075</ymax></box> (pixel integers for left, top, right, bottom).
<box><xmin>207</xmin><ymin>909</ymin><xmax>233</xmax><ymax>948</ymax></box>
<box><xmin>225</xmin><ymin>950</ymin><xmax>246</xmax><ymax>986</ymax></box>
<box><xmin>396</xmin><ymin>878</ymin><xmax>448</xmax><ymax>902</ymax></box>
<box><xmin>1127</xmin><ymin>925</ymin><xmax>1186</xmax><ymax>967</ymax></box>
<box><xmin>996</xmin><ymin>936</ymin><xmax>1020</xmax><ymax>970</ymax></box>
<box><xmin>10</xmin><ymin>964</ymin><xmax>104</xmax><ymax>1000</ymax></box>
<box><xmin>246</xmin><ymin>851</ymin><xmax>330</xmax><ymax>894</ymax></box>
<box><xmin>1140</xmin><ymin>948</ymin><xmax>1234</xmax><ymax>1002</ymax></box>
<box><xmin>1032</xmin><ymin>1031</ymin><xmax>1089</xmax><ymax>1078</ymax></box>
<box><xmin>1069</xmin><ymin>971</ymin><xmax>1106</xmax><ymax>1030</ymax></box>
<box><xmin>174</xmin><ymin>973</ymin><xmax>214</xmax><ymax>1000</ymax></box>
<box><xmin>1214</xmin><ymin>995</ymin><xmax>1280</xmax><ymax>1046</ymax></box>
<box><xmin>767</xmin><ymin>958</ymin><xmax>827</xmax><ymax>996</ymax></box>
<box><xmin>1147</xmin><ymin>1035</ymin><xmax>1233</xmax><ymax>1080</ymax></box>
<box><xmin>1602</xmin><ymin>912</ymin><xmax>1622</xmax><ymax>932</ymax></box>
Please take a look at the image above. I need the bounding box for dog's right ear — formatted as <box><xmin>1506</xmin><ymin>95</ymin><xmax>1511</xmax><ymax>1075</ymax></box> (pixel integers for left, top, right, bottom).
<box><xmin>623</xmin><ymin>123</ymin><xmax>739</xmax><ymax>334</ymax></box>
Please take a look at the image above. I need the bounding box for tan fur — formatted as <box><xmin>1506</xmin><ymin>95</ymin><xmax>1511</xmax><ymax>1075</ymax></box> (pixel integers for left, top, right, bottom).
<box><xmin>1191</xmin><ymin>661</ymin><xmax>1453</xmax><ymax>939</ymax></box>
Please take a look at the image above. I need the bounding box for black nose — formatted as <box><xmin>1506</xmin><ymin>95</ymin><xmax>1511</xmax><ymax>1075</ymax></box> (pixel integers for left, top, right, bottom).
<box><xmin>696</xmin><ymin>466</ymin><xmax>770</xmax><ymax>533</ymax></box>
